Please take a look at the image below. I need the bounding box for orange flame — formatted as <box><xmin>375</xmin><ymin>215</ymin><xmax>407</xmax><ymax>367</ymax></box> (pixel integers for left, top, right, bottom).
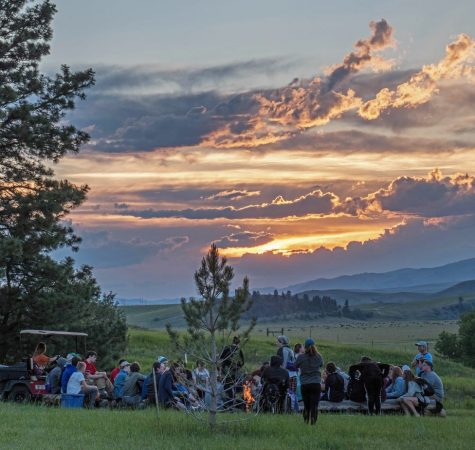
<box><xmin>243</xmin><ymin>380</ymin><xmax>255</xmax><ymax>412</ymax></box>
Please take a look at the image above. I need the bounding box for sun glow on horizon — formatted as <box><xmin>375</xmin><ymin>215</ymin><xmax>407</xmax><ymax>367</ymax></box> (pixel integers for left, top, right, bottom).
<box><xmin>220</xmin><ymin>228</ymin><xmax>386</xmax><ymax>258</ymax></box>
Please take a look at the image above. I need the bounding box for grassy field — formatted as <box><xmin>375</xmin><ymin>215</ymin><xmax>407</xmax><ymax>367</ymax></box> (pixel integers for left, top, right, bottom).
<box><xmin>122</xmin><ymin>328</ymin><xmax>475</xmax><ymax>411</ymax></box>
<box><xmin>0</xmin><ymin>403</ymin><xmax>474</xmax><ymax>450</ymax></box>
<box><xmin>122</xmin><ymin>302</ymin><xmax>459</xmax><ymax>351</ymax></box>
<box><xmin>1</xmin><ymin>327</ymin><xmax>474</xmax><ymax>449</ymax></box>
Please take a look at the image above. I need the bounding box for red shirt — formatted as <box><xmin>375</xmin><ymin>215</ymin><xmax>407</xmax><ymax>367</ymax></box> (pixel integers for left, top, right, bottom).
<box><xmin>110</xmin><ymin>367</ymin><xmax>120</xmax><ymax>383</ymax></box>
<box><xmin>85</xmin><ymin>361</ymin><xmax>97</xmax><ymax>376</ymax></box>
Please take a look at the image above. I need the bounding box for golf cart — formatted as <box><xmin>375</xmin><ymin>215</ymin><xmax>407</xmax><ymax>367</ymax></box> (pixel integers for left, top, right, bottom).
<box><xmin>0</xmin><ymin>329</ymin><xmax>87</xmax><ymax>403</ymax></box>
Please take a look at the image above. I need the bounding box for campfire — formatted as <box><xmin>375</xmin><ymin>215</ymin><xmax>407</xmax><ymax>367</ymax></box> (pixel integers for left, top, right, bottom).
<box><xmin>243</xmin><ymin>380</ymin><xmax>255</xmax><ymax>412</ymax></box>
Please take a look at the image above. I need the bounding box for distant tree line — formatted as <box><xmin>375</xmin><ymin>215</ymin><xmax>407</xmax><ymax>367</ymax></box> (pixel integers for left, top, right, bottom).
<box><xmin>431</xmin><ymin>296</ymin><xmax>475</xmax><ymax>320</ymax></box>
<box><xmin>243</xmin><ymin>290</ymin><xmax>373</xmax><ymax>321</ymax></box>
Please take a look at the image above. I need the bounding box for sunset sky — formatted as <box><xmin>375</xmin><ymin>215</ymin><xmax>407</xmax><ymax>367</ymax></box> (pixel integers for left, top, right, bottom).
<box><xmin>47</xmin><ymin>1</ymin><xmax>475</xmax><ymax>299</ymax></box>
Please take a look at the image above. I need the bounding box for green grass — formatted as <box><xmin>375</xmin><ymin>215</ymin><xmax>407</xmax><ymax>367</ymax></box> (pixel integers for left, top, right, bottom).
<box><xmin>0</xmin><ymin>403</ymin><xmax>474</xmax><ymax>450</ymax></box>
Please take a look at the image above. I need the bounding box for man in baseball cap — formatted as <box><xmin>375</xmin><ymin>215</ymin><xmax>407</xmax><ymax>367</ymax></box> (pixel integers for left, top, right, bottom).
<box><xmin>412</xmin><ymin>341</ymin><xmax>432</xmax><ymax>375</ymax></box>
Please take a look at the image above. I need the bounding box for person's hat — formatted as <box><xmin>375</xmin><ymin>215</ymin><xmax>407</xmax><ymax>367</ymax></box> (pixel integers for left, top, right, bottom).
<box><xmin>401</xmin><ymin>364</ymin><xmax>411</xmax><ymax>371</ymax></box>
<box><xmin>304</xmin><ymin>338</ymin><xmax>315</xmax><ymax>348</ymax></box>
<box><xmin>119</xmin><ymin>360</ymin><xmax>130</xmax><ymax>368</ymax></box>
<box><xmin>157</xmin><ymin>356</ymin><xmax>168</xmax><ymax>364</ymax></box>
<box><xmin>277</xmin><ymin>335</ymin><xmax>289</xmax><ymax>345</ymax></box>
<box><xmin>422</xmin><ymin>359</ymin><xmax>433</xmax><ymax>368</ymax></box>
<box><xmin>66</xmin><ymin>353</ymin><xmax>80</xmax><ymax>363</ymax></box>
<box><xmin>56</xmin><ymin>357</ymin><xmax>67</xmax><ymax>368</ymax></box>
<box><xmin>415</xmin><ymin>341</ymin><xmax>428</xmax><ymax>347</ymax></box>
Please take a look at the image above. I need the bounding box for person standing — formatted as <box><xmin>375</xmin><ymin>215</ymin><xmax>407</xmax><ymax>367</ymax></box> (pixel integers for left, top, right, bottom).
<box><xmin>349</xmin><ymin>356</ymin><xmax>390</xmax><ymax>415</ymax></box>
<box><xmin>412</xmin><ymin>341</ymin><xmax>432</xmax><ymax>375</ymax></box>
<box><xmin>295</xmin><ymin>338</ymin><xmax>324</xmax><ymax>425</ymax></box>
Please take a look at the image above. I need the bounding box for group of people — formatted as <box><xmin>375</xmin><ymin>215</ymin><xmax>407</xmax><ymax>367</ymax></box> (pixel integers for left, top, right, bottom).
<box><xmin>251</xmin><ymin>337</ymin><xmax>445</xmax><ymax>423</ymax></box>
<box><xmin>32</xmin><ymin>338</ymin><xmax>445</xmax><ymax>420</ymax></box>
<box><xmin>33</xmin><ymin>342</ymin><xmax>209</xmax><ymax>410</ymax></box>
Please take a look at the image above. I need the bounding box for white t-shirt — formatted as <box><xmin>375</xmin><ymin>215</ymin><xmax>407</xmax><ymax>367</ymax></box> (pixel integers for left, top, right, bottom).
<box><xmin>67</xmin><ymin>371</ymin><xmax>85</xmax><ymax>395</ymax></box>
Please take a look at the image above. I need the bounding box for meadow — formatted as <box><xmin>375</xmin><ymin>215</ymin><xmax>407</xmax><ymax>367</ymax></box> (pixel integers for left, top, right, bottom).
<box><xmin>0</xmin><ymin>403</ymin><xmax>474</xmax><ymax>450</ymax></box>
<box><xmin>1</xmin><ymin>327</ymin><xmax>474</xmax><ymax>449</ymax></box>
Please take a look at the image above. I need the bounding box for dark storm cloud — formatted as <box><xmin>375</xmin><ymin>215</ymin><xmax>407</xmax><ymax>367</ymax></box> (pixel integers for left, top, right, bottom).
<box><xmin>338</xmin><ymin>170</ymin><xmax>475</xmax><ymax>217</ymax></box>
<box><xmin>66</xmin><ymin>26</ymin><xmax>473</xmax><ymax>152</ymax></box>
<box><xmin>72</xmin><ymin>231</ymin><xmax>189</xmax><ymax>268</ymax></box>
<box><xmin>118</xmin><ymin>190</ymin><xmax>337</xmax><ymax>220</ymax></box>
<box><xmin>92</xmin><ymin>58</ymin><xmax>295</xmax><ymax>94</ymax></box>
<box><xmin>204</xmin><ymin>190</ymin><xmax>261</xmax><ymax>201</ymax></box>
<box><xmin>268</xmin><ymin>129</ymin><xmax>472</xmax><ymax>153</ymax></box>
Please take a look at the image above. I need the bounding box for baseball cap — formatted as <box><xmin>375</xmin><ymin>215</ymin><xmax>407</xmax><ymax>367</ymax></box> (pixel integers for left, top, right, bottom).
<box><xmin>157</xmin><ymin>356</ymin><xmax>168</xmax><ymax>364</ymax></box>
<box><xmin>120</xmin><ymin>360</ymin><xmax>130</xmax><ymax>368</ymax></box>
<box><xmin>66</xmin><ymin>353</ymin><xmax>80</xmax><ymax>363</ymax></box>
<box><xmin>415</xmin><ymin>341</ymin><xmax>428</xmax><ymax>347</ymax></box>
<box><xmin>401</xmin><ymin>364</ymin><xmax>411</xmax><ymax>371</ymax></box>
<box><xmin>304</xmin><ymin>338</ymin><xmax>315</xmax><ymax>348</ymax></box>
<box><xmin>422</xmin><ymin>360</ymin><xmax>433</xmax><ymax>368</ymax></box>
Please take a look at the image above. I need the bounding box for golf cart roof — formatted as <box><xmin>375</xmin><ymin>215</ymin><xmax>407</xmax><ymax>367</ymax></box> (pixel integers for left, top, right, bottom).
<box><xmin>20</xmin><ymin>329</ymin><xmax>88</xmax><ymax>338</ymax></box>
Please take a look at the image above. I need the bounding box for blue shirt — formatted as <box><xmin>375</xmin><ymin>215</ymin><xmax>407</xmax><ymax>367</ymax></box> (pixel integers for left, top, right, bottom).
<box><xmin>114</xmin><ymin>369</ymin><xmax>128</xmax><ymax>399</ymax></box>
<box><xmin>158</xmin><ymin>370</ymin><xmax>174</xmax><ymax>406</ymax></box>
<box><xmin>61</xmin><ymin>365</ymin><xmax>77</xmax><ymax>394</ymax></box>
<box><xmin>386</xmin><ymin>376</ymin><xmax>405</xmax><ymax>399</ymax></box>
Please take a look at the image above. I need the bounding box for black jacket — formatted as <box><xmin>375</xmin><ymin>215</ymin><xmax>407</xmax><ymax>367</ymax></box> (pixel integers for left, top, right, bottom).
<box><xmin>349</xmin><ymin>362</ymin><xmax>390</xmax><ymax>381</ymax></box>
<box><xmin>261</xmin><ymin>366</ymin><xmax>290</xmax><ymax>390</ymax></box>
<box><xmin>324</xmin><ymin>372</ymin><xmax>345</xmax><ymax>402</ymax></box>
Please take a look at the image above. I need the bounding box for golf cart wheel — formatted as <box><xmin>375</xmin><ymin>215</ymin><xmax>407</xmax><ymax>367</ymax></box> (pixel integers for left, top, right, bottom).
<box><xmin>8</xmin><ymin>385</ymin><xmax>32</xmax><ymax>403</ymax></box>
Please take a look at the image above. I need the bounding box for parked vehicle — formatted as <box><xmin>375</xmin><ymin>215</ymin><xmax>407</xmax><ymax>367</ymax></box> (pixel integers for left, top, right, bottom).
<box><xmin>0</xmin><ymin>329</ymin><xmax>87</xmax><ymax>403</ymax></box>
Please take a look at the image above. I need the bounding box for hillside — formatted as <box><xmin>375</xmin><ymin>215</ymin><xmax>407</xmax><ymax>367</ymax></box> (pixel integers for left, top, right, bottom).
<box><xmin>285</xmin><ymin>257</ymin><xmax>475</xmax><ymax>293</ymax></box>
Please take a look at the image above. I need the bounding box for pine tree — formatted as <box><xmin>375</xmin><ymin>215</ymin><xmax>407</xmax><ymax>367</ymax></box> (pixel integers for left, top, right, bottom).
<box><xmin>167</xmin><ymin>244</ymin><xmax>255</xmax><ymax>429</ymax></box>
<box><xmin>0</xmin><ymin>1</ymin><xmax>126</xmax><ymax>363</ymax></box>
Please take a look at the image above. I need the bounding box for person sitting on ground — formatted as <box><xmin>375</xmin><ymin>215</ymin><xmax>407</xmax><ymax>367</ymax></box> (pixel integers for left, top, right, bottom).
<box><xmin>159</xmin><ymin>361</ymin><xmax>186</xmax><ymax>411</ymax></box>
<box><xmin>47</xmin><ymin>357</ymin><xmax>67</xmax><ymax>394</ymax></box>
<box><xmin>142</xmin><ymin>359</ymin><xmax>166</xmax><ymax>403</ymax></box>
<box><xmin>173</xmin><ymin>364</ymin><xmax>200</xmax><ymax>409</ymax></box>
<box><xmin>336</xmin><ymin>366</ymin><xmax>350</xmax><ymax>392</ymax></box>
<box><xmin>261</xmin><ymin>355</ymin><xmax>290</xmax><ymax>412</ymax></box>
<box><xmin>349</xmin><ymin>356</ymin><xmax>390</xmax><ymax>415</ymax></box>
<box><xmin>276</xmin><ymin>335</ymin><xmax>295</xmax><ymax>370</ymax></box>
<box><xmin>113</xmin><ymin>360</ymin><xmax>131</xmax><ymax>400</ymax></box>
<box><xmin>61</xmin><ymin>355</ymin><xmax>80</xmax><ymax>394</ymax></box>
<box><xmin>193</xmin><ymin>360</ymin><xmax>210</xmax><ymax>399</ymax></box>
<box><xmin>385</xmin><ymin>365</ymin><xmax>405</xmax><ymax>399</ymax></box>
<box><xmin>122</xmin><ymin>362</ymin><xmax>147</xmax><ymax>407</ymax></box>
<box><xmin>66</xmin><ymin>361</ymin><xmax>99</xmax><ymax>408</ymax></box>
<box><xmin>322</xmin><ymin>362</ymin><xmax>345</xmax><ymax>403</ymax></box>
<box><xmin>32</xmin><ymin>342</ymin><xmax>58</xmax><ymax>370</ymax></box>
<box><xmin>412</xmin><ymin>341</ymin><xmax>432</xmax><ymax>376</ymax></box>
<box><xmin>84</xmin><ymin>351</ymin><xmax>113</xmax><ymax>398</ymax></box>
<box><xmin>420</xmin><ymin>360</ymin><xmax>445</xmax><ymax>415</ymax></box>
<box><xmin>250</xmin><ymin>361</ymin><xmax>269</xmax><ymax>379</ymax></box>
<box><xmin>110</xmin><ymin>359</ymin><xmax>126</xmax><ymax>384</ymax></box>
<box><xmin>398</xmin><ymin>369</ymin><xmax>426</xmax><ymax>416</ymax></box>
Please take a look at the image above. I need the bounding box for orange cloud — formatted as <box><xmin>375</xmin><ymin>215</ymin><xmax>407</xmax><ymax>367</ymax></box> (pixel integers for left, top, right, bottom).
<box><xmin>359</xmin><ymin>34</ymin><xmax>475</xmax><ymax>119</ymax></box>
<box><xmin>202</xmin><ymin>19</ymin><xmax>394</xmax><ymax>148</ymax></box>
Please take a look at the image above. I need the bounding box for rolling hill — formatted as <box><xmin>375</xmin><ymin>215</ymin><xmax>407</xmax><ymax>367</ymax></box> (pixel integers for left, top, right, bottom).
<box><xmin>284</xmin><ymin>257</ymin><xmax>475</xmax><ymax>293</ymax></box>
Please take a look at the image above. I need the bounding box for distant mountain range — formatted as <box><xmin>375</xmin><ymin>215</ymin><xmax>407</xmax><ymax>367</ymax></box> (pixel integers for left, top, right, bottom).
<box><xmin>282</xmin><ymin>257</ymin><xmax>475</xmax><ymax>294</ymax></box>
